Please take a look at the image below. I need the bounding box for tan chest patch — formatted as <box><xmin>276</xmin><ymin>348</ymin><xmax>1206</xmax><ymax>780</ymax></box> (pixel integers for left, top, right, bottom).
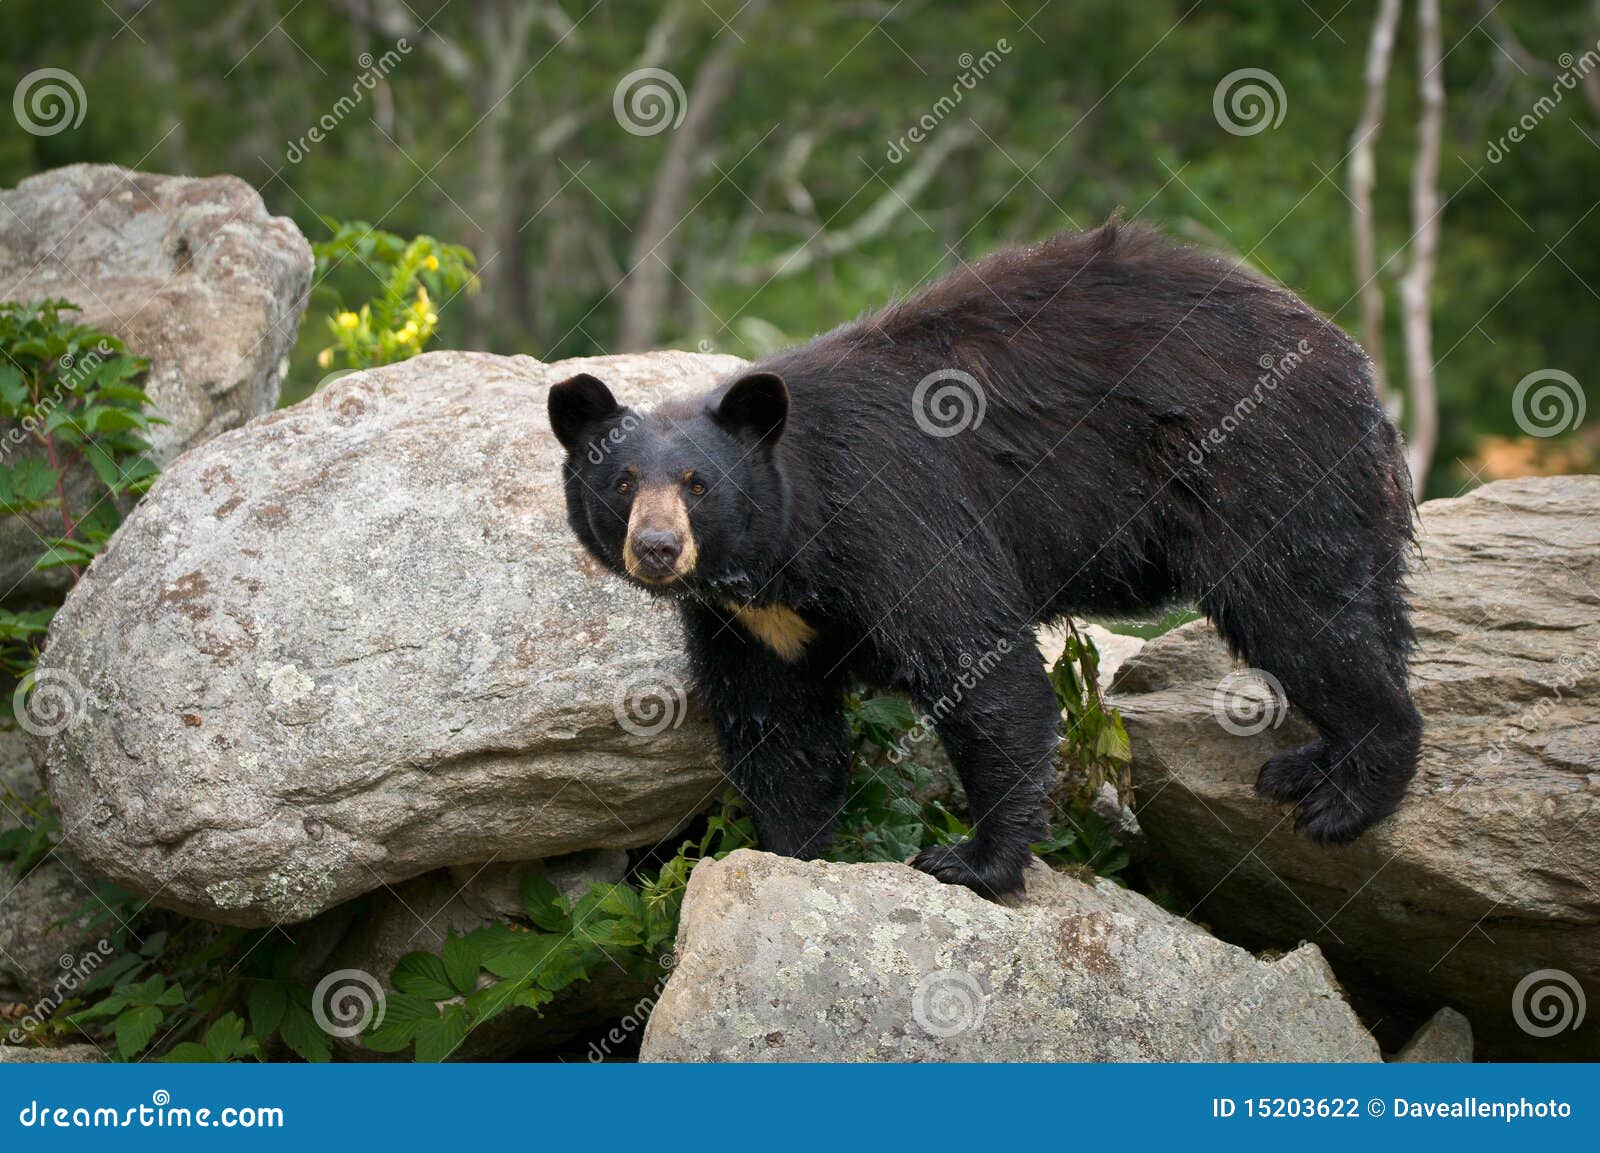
<box><xmin>722</xmin><ymin>602</ymin><xmax>818</xmax><ymax>662</ymax></box>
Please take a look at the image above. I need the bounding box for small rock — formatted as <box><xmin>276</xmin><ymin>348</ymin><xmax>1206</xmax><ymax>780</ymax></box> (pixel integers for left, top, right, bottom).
<box><xmin>0</xmin><ymin>853</ymin><xmax>104</xmax><ymax>1002</ymax></box>
<box><xmin>1394</xmin><ymin>1007</ymin><xmax>1474</xmax><ymax>1063</ymax></box>
<box><xmin>0</xmin><ymin>1043</ymin><xmax>106</xmax><ymax>1063</ymax></box>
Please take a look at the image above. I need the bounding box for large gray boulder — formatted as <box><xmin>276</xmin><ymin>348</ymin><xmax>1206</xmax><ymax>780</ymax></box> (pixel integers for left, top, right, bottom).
<box><xmin>0</xmin><ymin>164</ymin><xmax>311</xmax><ymax>596</ymax></box>
<box><xmin>640</xmin><ymin>850</ymin><xmax>1378</xmax><ymax>1062</ymax></box>
<box><xmin>1113</xmin><ymin>476</ymin><xmax>1600</xmax><ymax>1061</ymax></box>
<box><xmin>31</xmin><ymin>351</ymin><xmax>734</xmax><ymax>926</ymax></box>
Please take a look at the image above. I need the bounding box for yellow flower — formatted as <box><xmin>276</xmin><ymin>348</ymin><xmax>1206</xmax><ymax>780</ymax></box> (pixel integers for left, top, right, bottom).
<box><xmin>399</xmin><ymin>321</ymin><xmax>419</xmax><ymax>341</ymax></box>
<box><xmin>416</xmin><ymin>285</ymin><xmax>430</xmax><ymax>305</ymax></box>
<box><xmin>424</xmin><ymin>313</ymin><xmax>438</xmax><ymax>326</ymax></box>
<box><xmin>336</xmin><ymin>311</ymin><xmax>360</xmax><ymax>330</ymax></box>
<box><xmin>424</xmin><ymin>255</ymin><xmax>439</xmax><ymax>271</ymax></box>
<box><xmin>317</xmin><ymin>348</ymin><xmax>334</xmax><ymax>369</ymax></box>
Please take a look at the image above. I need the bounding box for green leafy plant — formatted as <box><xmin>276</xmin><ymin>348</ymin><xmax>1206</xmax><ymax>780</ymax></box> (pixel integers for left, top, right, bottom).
<box><xmin>0</xmin><ymin>300</ymin><xmax>157</xmax><ymax>728</ymax></box>
<box><xmin>1038</xmin><ymin>623</ymin><xmax>1135</xmax><ymax>879</ymax></box>
<box><xmin>361</xmin><ymin>796</ymin><xmax>755</xmax><ymax>1062</ymax></box>
<box><xmin>831</xmin><ymin>692</ymin><xmax>969</xmax><ymax>862</ymax></box>
<box><xmin>311</xmin><ymin>221</ymin><xmax>476</xmax><ymax>369</ymax></box>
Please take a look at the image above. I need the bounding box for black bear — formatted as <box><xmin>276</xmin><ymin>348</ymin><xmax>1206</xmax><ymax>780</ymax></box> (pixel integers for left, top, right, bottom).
<box><xmin>549</xmin><ymin>220</ymin><xmax>1421</xmax><ymax>898</ymax></box>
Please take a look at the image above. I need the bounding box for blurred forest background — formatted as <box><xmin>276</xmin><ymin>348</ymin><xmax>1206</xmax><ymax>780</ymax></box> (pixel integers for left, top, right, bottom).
<box><xmin>2</xmin><ymin>0</ymin><xmax>1596</xmax><ymax>498</ymax></box>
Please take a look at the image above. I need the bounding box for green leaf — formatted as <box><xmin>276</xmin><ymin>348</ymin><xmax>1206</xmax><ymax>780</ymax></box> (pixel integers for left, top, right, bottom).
<box><xmin>391</xmin><ymin>951</ymin><xmax>455</xmax><ymax>1000</ymax></box>
<box><xmin>519</xmin><ymin>870</ymin><xmax>568</xmax><ymax>931</ymax></box>
<box><xmin>440</xmin><ymin>932</ymin><xmax>483</xmax><ymax>995</ymax></box>
<box><xmin>411</xmin><ymin>1005</ymin><xmax>469</xmax><ymax>1063</ymax></box>
<box><xmin>7</xmin><ymin>458</ymin><xmax>59</xmax><ymax>503</ymax></box>
<box><xmin>854</xmin><ymin>695</ymin><xmax>917</xmax><ymax>731</ymax></box>
<box><xmin>1095</xmin><ymin>719</ymin><xmax>1131</xmax><ymax>763</ymax></box>
<box><xmin>482</xmin><ymin>934</ymin><xmax>559</xmax><ymax>981</ymax></box>
<box><xmin>113</xmin><ymin>1003</ymin><xmax>163</xmax><ymax>1059</ymax></box>
<box><xmin>203</xmin><ymin>1013</ymin><xmax>247</xmax><ymax>1061</ymax></box>
<box><xmin>0</xmin><ymin>363</ymin><xmax>25</xmax><ymax>408</ymax></box>
<box><xmin>161</xmin><ymin>1042</ymin><xmax>217</xmax><ymax>1063</ymax></box>
<box><xmin>247</xmin><ymin>980</ymin><xmax>288</xmax><ymax>1039</ymax></box>
<box><xmin>278</xmin><ymin>1003</ymin><xmax>331</xmax><ymax>1063</ymax></box>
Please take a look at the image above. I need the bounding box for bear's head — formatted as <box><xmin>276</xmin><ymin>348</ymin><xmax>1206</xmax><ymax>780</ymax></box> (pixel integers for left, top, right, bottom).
<box><xmin>547</xmin><ymin>370</ymin><xmax>790</xmax><ymax>596</ymax></box>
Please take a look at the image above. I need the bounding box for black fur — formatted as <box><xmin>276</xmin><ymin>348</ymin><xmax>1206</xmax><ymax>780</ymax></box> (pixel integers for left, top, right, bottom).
<box><xmin>549</xmin><ymin>220</ymin><xmax>1421</xmax><ymax>898</ymax></box>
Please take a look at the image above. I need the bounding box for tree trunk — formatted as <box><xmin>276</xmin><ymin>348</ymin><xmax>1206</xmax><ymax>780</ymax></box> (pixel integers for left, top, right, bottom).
<box><xmin>1350</xmin><ymin>0</ymin><xmax>1401</xmax><ymax>402</ymax></box>
<box><xmin>1402</xmin><ymin>0</ymin><xmax>1445</xmax><ymax>498</ymax></box>
<box><xmin>616</xmin><ymin>1</ymin><xmax>767</xmax><ymax>351</ymax></box>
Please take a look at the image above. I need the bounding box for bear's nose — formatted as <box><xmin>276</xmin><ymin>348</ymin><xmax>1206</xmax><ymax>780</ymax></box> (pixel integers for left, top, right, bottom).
<box><xmin>633</xmin><ymin>529</ymin><xmax>682</xmax><ymax>576</ymax></box>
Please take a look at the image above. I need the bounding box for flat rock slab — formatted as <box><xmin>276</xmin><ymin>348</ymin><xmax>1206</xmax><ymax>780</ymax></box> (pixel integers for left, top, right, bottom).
<box><xmin>1114</xmin><ymin>476</ymin><xmax>1600</xmax><ymax>1060</ymax></box>
<box><xmin>32</xmin><ymin>350</ymin><xmax>738</xmax><ymax>925</ymax></box>
<box><xmin>640</xmin><ymin>849</ymin><xmax>1379</xmax><ymax>1062</ymax></box>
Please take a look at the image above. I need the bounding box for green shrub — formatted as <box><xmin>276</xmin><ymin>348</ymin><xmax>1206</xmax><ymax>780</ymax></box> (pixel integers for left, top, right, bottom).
<box><xmin>0</xmin><ymin>300</ymin><xmax>155</xmax><ymax>728</ymax></box>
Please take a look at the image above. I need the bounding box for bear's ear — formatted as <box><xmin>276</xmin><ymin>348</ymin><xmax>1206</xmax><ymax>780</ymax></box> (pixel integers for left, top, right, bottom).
<box><xmin>713</xmin><ymin>372</ymin><xmax>788</xmax><ymax>445</ymax></box>
<box><xmin>548</xmin><ymin>373</ymin><xmax>620</xmax><ymax>453</ymax></box>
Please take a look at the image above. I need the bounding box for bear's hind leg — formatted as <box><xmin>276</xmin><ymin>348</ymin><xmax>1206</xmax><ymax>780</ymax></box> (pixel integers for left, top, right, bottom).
<box><xmin>908</xmin><ymin>635</ymin><xmax>1058</xmax><ymax>897</ymax></box>
<box><xmin>1208</xmin><ymin>592</ymin><xmax>1421</xmax><ymax>843</ymax></box>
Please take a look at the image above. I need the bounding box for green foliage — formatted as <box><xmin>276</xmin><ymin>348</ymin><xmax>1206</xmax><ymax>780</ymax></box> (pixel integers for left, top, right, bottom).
<box><xmin>311</xmin><ymin>221</ymin><xmax>477</xmax><ymax>370</ymax></box>
<box><xmin>831</xmin><ymin>692</ymin><xmax>969</xmax><ymax>863</ymax></box>
<box><xmin>0</xmin><ymin>300</ymin><xmax>157</xmax><ymax>728</ymax></box>
<box><xmin>1033</xmin><ymin>624</ymin><xmax>1136</xmax><ymax>880</ymax></box>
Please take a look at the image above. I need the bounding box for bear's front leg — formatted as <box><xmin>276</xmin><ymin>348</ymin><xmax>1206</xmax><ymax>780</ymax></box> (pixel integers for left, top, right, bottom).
<box><xmin>681</xmin><ymin>603</ymin><xmax>850</xmax><ymax>859</ymax></box>
<box><xmin>908</xmin><ymin>632</ymin><xmax>1058</xmax><ymax>898</ymax></box>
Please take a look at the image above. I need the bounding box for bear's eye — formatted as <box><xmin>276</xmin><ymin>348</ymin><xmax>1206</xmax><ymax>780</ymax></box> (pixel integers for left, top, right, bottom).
<box><xmin>615</xmin><ymin>478</ymin><xmax>633</xmax><ymax>496</ymax></box>
<box><xmin>687</xmin><ymin>476</ymin><xmax>707</xmax><ymax>496</ymax></box>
